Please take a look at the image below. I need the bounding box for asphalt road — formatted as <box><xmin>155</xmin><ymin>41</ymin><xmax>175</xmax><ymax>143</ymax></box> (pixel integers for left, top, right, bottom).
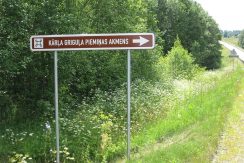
<box><xmin>219</xmin><ymin>41</ymin><xmax>244</xmax><ymax>62</ymax></box>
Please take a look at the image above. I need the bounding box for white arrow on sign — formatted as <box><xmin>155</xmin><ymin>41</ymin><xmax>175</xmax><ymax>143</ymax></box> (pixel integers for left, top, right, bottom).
<box><xmin>132</xmin><ymin>36</ymin><xmax>149</xmax><ymax>46</ymax></box>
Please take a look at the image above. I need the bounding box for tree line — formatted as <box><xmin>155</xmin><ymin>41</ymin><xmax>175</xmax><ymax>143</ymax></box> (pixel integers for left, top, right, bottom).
<box><xmin>221</xmin><ymin>29</ymin><xmax>244</xmax><ymax>49</ymax></box>
<box><xmin>221</xmin><ymin>30</ymin><xmax>241</xmax><ymax>38</ymax></box>
<box><xmin>0</xmin><ymin>0</ymin><xmax>222</xmax><ymax>122</ymax></box>
<box><xmin>239</xmin><ymin>30</ymin><xmax>244</xmax><ymax>48</ymax></box>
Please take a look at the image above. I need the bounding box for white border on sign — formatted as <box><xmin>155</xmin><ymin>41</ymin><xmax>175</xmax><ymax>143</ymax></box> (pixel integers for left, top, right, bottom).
<box><xmin>30</xmin><ymin>33</ymin><xmax>155</xmax><ymax>51</ymax></box>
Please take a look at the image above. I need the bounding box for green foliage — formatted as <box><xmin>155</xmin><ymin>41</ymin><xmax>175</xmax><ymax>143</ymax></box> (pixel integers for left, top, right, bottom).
<box><xmin>2</xmin><ymin>63</ymin><xmax>236</xmax><ymax>162</ymax></box>
<box><xmin>157</xmin><ymin>0</ymin><xmax>222</xmax><ymax>69</ymax></box>
<box><xmin>0</xmin><ymin>0</ymin><xmax>79</xmax><ymax>122</ymax></box>
<box><xmin>0</xmin><ymin>0</ymin><xmax>162</xmax><ymax>121</ymax></box>
<box><xmin>221</xmin><ymin>46</ymin><xmax>233</xmax><ymax>68</ymax></box>
<box><xmin>0</xmin><ymin>0</ymin><xmax>230</xmax><ymax>162</ymax></box>
<box><xmin>0</xmin><ymin>0</ymin><xmax>224</xmax><ymax>122</ymax></box>
<box><xmin>221</xmin><ymin>30</ymin><xmax>241</xmax><ymax>38</ymax></box>
<box><xmin>222</xmin><ymin>37</ymin><xmax>239</xmax><ymax>47</ymax></box>
<box><xmin>238</xmin><ymin>30</ymin><xmax>244</xmax><ymax>48</ymax></box>
<box><xmin>0</xmin><ymin>79</ymin><xmax>173</xmax><ymax>162</ymax></box>
<box><xmin>157</xmin><ymin>38</ymin><xmax>203</xmax><ymax>80</ymax></box>
<box><xmin>9</xmin><ymin>153</ymin><xmax>33</xmax><ymax>163</ymax></box>
<box><xmin>128</xmin><ymin>67</ymin><xmax>244</xmax><ymax>163</ymax></box>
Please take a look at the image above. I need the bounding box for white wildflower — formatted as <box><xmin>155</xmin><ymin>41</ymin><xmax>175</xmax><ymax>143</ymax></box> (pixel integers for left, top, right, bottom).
<box><xmin>45</xmin><ymin>121</ymin><xmax>51</xmax><ymax>133</ymax></box>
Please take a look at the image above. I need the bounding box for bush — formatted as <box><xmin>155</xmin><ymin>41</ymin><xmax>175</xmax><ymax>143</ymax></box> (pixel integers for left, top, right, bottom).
<box><xmin>157</xmin><ymin>38</ymin><xmax>203</xmax><ymax>80</ymax></box>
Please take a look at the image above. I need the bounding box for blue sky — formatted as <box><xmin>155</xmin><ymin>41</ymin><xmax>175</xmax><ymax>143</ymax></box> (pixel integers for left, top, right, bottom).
<box><xmin>194</xmin><ymin>0</ymin><xmax>244</xmax><ymax>31</ymax></box>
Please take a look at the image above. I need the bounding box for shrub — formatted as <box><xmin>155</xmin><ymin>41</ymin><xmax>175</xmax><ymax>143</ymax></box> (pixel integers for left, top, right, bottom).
<box><xmin>157</xmin><ymin>38</ymin><xmax>203</xmax><ymax>80</ymax></box>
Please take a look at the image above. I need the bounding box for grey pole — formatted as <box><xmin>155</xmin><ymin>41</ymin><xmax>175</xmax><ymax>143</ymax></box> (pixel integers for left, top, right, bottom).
<box><xmin>54</xmin><ymin>51</ymin><xmax>60</xmax><ymax>163</ymax></box>
<box><xmin>127</xmin><ymin>50</ymin><xmax>131</xmax><ymax>160</ymax></box>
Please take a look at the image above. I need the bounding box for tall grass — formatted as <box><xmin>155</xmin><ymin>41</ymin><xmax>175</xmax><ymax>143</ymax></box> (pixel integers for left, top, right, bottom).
<box><xmin>0</xmin><ymin>46</ymin><xmax>240</xmax><ymax>162</ymax></box>
<box><xmin>128</xmin><ymin>68</ymin><xmax>244</xmax><ymax>162</ymax></box>
<box><xmin>0</xmin><ymin>79</ymin><xmax>174</xmax><ymax>162</ymax></box>
<box><xmin>222</xmin><ymin>37</ymin><xmax>239</xmax><ymax>47</ymax></box>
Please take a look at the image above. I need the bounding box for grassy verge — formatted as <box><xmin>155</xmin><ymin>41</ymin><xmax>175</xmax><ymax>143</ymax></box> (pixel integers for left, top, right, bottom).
<box><xmin>221</xmin><ymin>44</ymin><xmax>233</xmax><ymax>67</ymax></box>
<box><xmin>0</xmin><ymin>47</ymin><xmax>240</xmax><ymax>162</ymax></box>
<box><xmin>213</xmin><ymin>76</ymin><xmax>244</xmax><ymax>162</ymax></box>
<box><xmin>222</xmin><ymin>37</ymin><xmax>244</xmax><ymax>53</ymax></box>
<box><xmin>0</xmin><ymin>80</ymin><xmax>174</xmax><ymax>162</ymax></box>
<box><xmin>112</xmin><ymin>46</ymin><xmax>234</xmax><ymax>162</ymax></box>
<box><xmin>222</xmin><ymin>37</ymin><xmax>239</xmax><ymax>47</ymax></box>
<box><xmin>125</xmin><ymin>67</ymin><xmax>244</xmax><ymax>162</ymax></box>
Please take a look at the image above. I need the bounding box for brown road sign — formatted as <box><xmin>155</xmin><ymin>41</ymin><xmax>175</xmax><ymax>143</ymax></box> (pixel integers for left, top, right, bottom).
<box><xmin>30</xmin><ymin>33</ymin><xmax>155</xmax><ymax>51</ymax></box>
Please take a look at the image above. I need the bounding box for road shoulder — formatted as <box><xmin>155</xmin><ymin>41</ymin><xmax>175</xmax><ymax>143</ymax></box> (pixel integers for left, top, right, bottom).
<box><xmin>212</xmin><ymin>80</ymin><xmax>244</xmax><ymax>162</ymax></box>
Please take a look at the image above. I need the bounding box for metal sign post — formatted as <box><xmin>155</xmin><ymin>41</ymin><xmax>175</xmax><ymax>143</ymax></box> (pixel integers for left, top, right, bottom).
<box><xmin>54</xmin><ymin>51</ymin><xmax>60</xmax><ymax>163</ymax></box>
<box><xmin>229</xmin><ymin>49</ymin><xmax>238</xmax><ymax>71</ymax></box>
<box><xmin>127</xmin><ymin>50</ymin><xmax>131</xmax><ymax>160</ymax></box>
<box><xmin>30</xmin><ymin>33</ymin><xmax>154</xmax><ymax>162</ymax></box>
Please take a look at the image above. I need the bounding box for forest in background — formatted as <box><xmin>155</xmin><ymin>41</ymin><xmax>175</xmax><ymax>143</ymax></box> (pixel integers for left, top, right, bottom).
<box><xmin>221</xmin><ymin>30</ymin><xmax>244</xmax><ymax>48</ymax></box>
<box><xmin>0</xmin><ymin>0</ymin><xmax>226</xmax><ymax>162</ymax></box>
<box><xmin>0</xmin><ymin>0</ymin><xmax>221</xmax><ymax>122</ymax></box>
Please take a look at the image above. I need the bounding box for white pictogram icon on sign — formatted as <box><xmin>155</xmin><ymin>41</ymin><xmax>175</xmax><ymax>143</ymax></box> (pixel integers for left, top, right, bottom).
<box><xmin>34</xmin><ymin>38</ymin><xmax>43</xmax><ymax>48</ymax></box>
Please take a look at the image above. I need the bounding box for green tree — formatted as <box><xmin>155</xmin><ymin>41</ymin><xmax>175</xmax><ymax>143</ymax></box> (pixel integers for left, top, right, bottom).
<box><xmin>165</xmin><ymin>38</ymin><xmax>200</xmax><ymax>79</ymax></box>
<box><xmin>157</xmin><ymin>0</ymin><xmax>222</xmax><ymax>69</ymax></box>
<box><xmin>59</xmin><ymin>0</ymin><xmax>162</xmax><ymax>98</ymax></box>
<box><xmin>0</xmin><ymin>0</ymin><xmax>163</xmax><ymax>122</ymax></box>
<box><xmin>0</xmin><ymin>0</ymin><xmax>35</xmax><ymax>122</ymax></box>
<box><xmin>238</xmin><ymin>30</ymin><xmax>244</xmax><ymax>48</ymax></box>
<box><xmin>0</xmin><ymin>0</ymin><xmax>79</xmax><ymax>121</ymax></box>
